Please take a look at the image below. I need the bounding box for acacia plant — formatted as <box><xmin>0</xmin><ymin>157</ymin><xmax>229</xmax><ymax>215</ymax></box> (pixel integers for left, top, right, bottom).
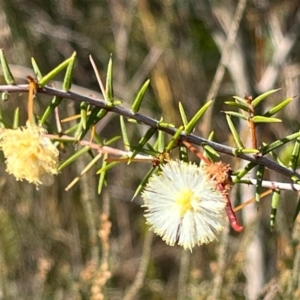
<box><xmin>1</xmin><ymin>50</ymin><xmax>300</xmax><ymax>298</ymax></box>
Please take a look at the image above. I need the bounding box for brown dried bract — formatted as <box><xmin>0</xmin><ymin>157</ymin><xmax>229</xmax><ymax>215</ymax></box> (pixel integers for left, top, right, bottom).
<box><xmin>203</xmin><ymin>161</ymin><xmax>233</xmax><ymax>192</ymax></box>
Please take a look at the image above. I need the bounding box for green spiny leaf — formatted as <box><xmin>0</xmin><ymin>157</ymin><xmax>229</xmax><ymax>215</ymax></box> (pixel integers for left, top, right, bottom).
<box><xmin>165</xmin><ymin>125</ymin><xmax>184</xmax><ymax>152</ymax></box>
<box><xmin>252</xmin><ymin>115</ymin><xmax>281</xmax><ymax>123</ymax></box>
<box><xmin>40</xmin><ymin>96</ymin><xmax>63</xmax><ymax>124</ymax></box>
<box><xmin>226</xmin><ymin>114</ymin><xmax>245</xmax><ymax>149</ymax></box>
<box><xmin>79</xmin><ymin>108</ymin><xmax>107</xmax><ymax>140</ymax></box>
<box><xmin>289</xmin><ymin>135</ymin><xmax>300</xmax><ymax>170</ymax></box>
<box><xmin>0</xmin><ymin>49</ymin><xmax>15</xmax><ymax>84</ymax></box>
<box><xmin>120</xmin><ymin>116</ymin><xmax>130</xmax><ymax>151</ymax></box>
<box><xmin>261</xmin><ymin>131</ymin><xmax>300</xmax><ymax>155</ymax></box>
<box><xmin>131</xmin><ymin>166</ymin><xmax>159</xmax><ymax>201</ymax></box>
<box><xmin>97</xmin><ymin>161</ymin><xmax>120</xmax><ymax>174</ymax></box>
<box><xmin>127</xmin><ymin>118</ymin><xmax>137</xmax><ymax>123</ymax></box>
<box><xmin>105</xmin><ymin>136</ymin><xmax>121</xmax><ymax>146</ymax></box>
<box><xmin>158</xmin><ymin>121</ymin><xmax>175</xmax><ymax>128</ymax></box>
<box><xmin>202</xmin><ymin>132</ymin><xmax>219</xmax><ymax>162</ymax></box>
<box><xmin>93</xmin><ymin>131</ymin><xmax>103</xmax><ymax>146</ymax></box>
<box><xmin>233</xmin><ymin>96</ymin><xmax>248</xmax><ymax>104</ymax></box>
<box><xmin>38</xmin><ymin>54</ymin><xmax>75</xmax><ymax>87</ymax></box>
<box><xmin>233</xmin><ymin>162</ymin><xmax>256</xmax><ymax>182</ymax></box>
<box><xmin>225</xmin><ymin>101</ymin><xmax>249</xmax><ymax>111</ymax></box>
<box><xmin>252</xmin><ymin>89</ymin><xmax>281</xmax><ymax>107</ymax></box>
<box><xmin>98</xmin><ymin>154</ymin><xmax>108</xmax><ymax>194</ymax></box>
<box><xmin>268</xmin><ymin>146</ymin><xmax>286</xmax><ymax>167</ymax></box>
<box><xmin>58</xmin><ymin>146</ymin><xmax>91</xmax><ymax>170</ymax></box>
<box><xmin>270</xmin><ymin>189</ymin><xmax>280</xmax><ymax>231</ymax></box>
<box><xmin>203</xmin><ymin>144</ymin><xmax>220</xmax><ymax>157</ymax></box>
<box><xmin>238</xmin><ymin>148</ymin><xmax>260</xmax><ymax>154</ymax></box>
<box><xmin>264</xmin><ymin>97</ymin><xmax>293</xmax><ymax>117</ymax></box>
<box><xmin>105</xmin><ymin>56</ymin><xmax>114</xmax><ymax>101</ymax></box>
<box><xmin>31</xmin><ymin>57</ymin><xmax>43</xmax><ymax>80</ymax></box>
<box><xmin>129</xmin><ymin>127</ymin><xmax>157</xmax><ymax>163</ymax></box>
<box><xmin>185</xmin><ymin>100</ymin><xmax>212</xmax><ymax>134</ymax></box>
<box><xmin>178</xmin><ymin>102</ymin><xmax>188</xmax><ymax>127</ymax></box>
<box><xmin>131</xmin><ymin>79</ymin><xmax>150</xmax><ymax>113</ymax></box>
<box><xmin>154</xmin><ymin>129</ymin><xmax>165</xmax><ymax>153</ymax></box>
<box><xmin>65</xmin><ymin>152</ymin><xmax>102</xmax><ymax>191</ymax></box>
<box><xmin>13</xmin><ymin>107</ymin><xmax>20</xmax><ymax>129</ymax></box>
<box><xmin>255</xmin><ymin>165</ymin><xmax>265</xmax><ymax>202</ymax></box>
<box><xmin>63</xmin><ymin>52</ymin><xmax>76</xmax><ymax>91</ymax></box>
<box><xmin>224</xmin><ymin>111</ymin><xmax>248</xmax><ymax>121</ymax></box>
<box><xmin>146</xmin><ymin>143</ymin><xmax>156</xmax><ymax>153</ymax></box>
<box><xmin>80</xmin><ymin>102</ymin><xmax>88</xmax><ymax>129</ymax></box>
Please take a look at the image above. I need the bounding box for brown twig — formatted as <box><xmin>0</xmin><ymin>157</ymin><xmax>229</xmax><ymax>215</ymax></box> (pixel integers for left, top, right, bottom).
<box><xmin>1</xmin><ymin>84</ymin><xmax>300</xmax><ymax>180</ymax></box>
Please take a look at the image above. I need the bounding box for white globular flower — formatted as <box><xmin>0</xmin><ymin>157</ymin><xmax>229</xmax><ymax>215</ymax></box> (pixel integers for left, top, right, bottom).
<box><xmin>142</xmin><ymin>160</ymin><xmax>227</xmax><ymax>251</ymax></box>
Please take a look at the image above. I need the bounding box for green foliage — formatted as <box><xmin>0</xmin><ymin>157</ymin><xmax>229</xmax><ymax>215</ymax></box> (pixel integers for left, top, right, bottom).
<box><xmin>1</xmin><ymin>2</ymin><xmax>300</xmax><ymax>296</ymax></box>
<box><xmin>38</xmin><ymin>53</ymin><xmax>76</xmax><ymax>87</ymax></box>
<box><xmin>270</xmin><ymin>189</ymin><xmax>280</xmax><ymax>231</ymax></box>
<box><xmin>184</xmin><ymin>100</ymin><xmax>212</xmax><ymax>134</ymax></box>
<box><xmin>0</xmin><ymin>49</ymin><xmax>15</xmax><ymax>84</ymax></box>
<box><xmin>255</xmin><ymin>165</ymin><xmax>265</xmax><ymax>202</ymax></box>
<box><xmin>131</xmin><ymin>79</ymin><xmax>150</xmax><ymax>113</ymax></box>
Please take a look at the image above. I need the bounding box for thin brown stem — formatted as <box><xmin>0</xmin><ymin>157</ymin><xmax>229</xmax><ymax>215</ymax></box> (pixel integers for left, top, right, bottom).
<box><xmin>234</xmin><ymin>189</ymin><xmax>273</xmax><ymax>212</ymax></box>
<box><xmin>181</xmin><ymin>140</ymin><xmax>211</xmax><ymax>164</ymax></box>
<box><xmin>1</xmin><ymin>84</ymin><xmax>300</xmax><ymax>180</ymax></box>
<box><xmin>26</xmin><ymin>76</ymin><xmax>37</xmax><ymax>125</ymax></box>
<box><xmin>246</xmin><ymin>96</ymin><xmax>258</xmax><ymax>149</ymax></box>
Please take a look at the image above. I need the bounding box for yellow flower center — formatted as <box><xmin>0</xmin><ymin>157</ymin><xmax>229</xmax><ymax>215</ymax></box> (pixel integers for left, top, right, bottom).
<box><xmin>175</xmin><ymin>188</ymin><xmax>195</xmax><ymax>216</ymax></box>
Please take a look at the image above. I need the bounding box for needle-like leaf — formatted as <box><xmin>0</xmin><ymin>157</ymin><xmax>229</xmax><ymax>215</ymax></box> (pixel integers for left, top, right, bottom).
<box><xmin>31</xmin><ymin>57</ymin><xmax>43</xmax><ymax>80</ymax></box>
<box><xmin>105</xmin><ymin>56</ymin><xmax>114</xmax><ymax>101</ymax></box>
<box><xmin>129</xmin><ymin>127</ymin><xmax>157</xmax><ymax>163</ymax></box>
<box><xmin>226</xmin><ymin>114</ymin><xmax>245</xmax><ymax>149</ymax></box>
<box><xmin>264</xmin><ymin>97</ymin><xmax>293</xmax><ymax>117</ymax></box>
<box><xmin>270</xmin><ymin>189</ymin><xmax>280</xmax><ymax>231</ymax></box>
<box><xmin>120</xmin><ymin>116</ymin><xmax>130</xmax><ymax>151</ymax></box>
<box><xmin>131</xmin><ymin>79</ymin><xmax>150</xmax><ymax>113</ymax></box>
<box><xmin>131</xmin><ymin>166</ymin><xmax>159</xmax><ymax>201</ymax></box>
<box><xmin>0</xmin><ymin>49</ymin><xmax>15</xmax><ymax>84</ymax></box>
<box><xmin>58</xmin><ymin>146</ymin><xmax>90</xmax><ymax>171</ymax></box>
<box><xmin>289</xmin><ymin>135</ymin><xmax>300</xmax><ymax>170</ymax></box>
<box><xmin>185</xmin><ymin>100</ymin><xmax>212</xmax><ymax>134</ymax></box>
<box><xmin>255</xmin><ymin>165</ymin><xmax>265</xmax><ymax>202</ymax></box>
<box><xmin>252</xmin><ymin>89</ymin><xmax>281</xmax><ymax>107</ymax></box>
<box><xmin>39</xmin><ymin>53</ymin><xmax>76</xmax><ymax>87</ymax></box>
<box><xmin>63</xmin><ymin>52</ymin><xmax>76</xmax><ymax>91</ymax></box>
<box><xmin>178</xmin><ymin>102</ymin><xmax>188</xmax><ymax>127</ymax></box>
<box><xmin>252</xmin><ymin>116</ymin><xmax>281</xmax><ymax>123</ymax></box>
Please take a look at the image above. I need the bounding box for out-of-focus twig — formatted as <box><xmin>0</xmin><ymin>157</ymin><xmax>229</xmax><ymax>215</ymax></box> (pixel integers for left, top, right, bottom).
<box><xmin>208</xmin><ymin>224</ymin><xmax>230</xmax><ymax>300</ymax></box>
<box><xmin>202</xmin><ymin>0</ymin><xmax>248</xmax><ymax>134</ymax></box>
<box><xmin>177</xmin><ymin>249</ymin><xmax>191</xmax><ymax>300</ymax></box>
<box><xmin>256</xmin><ymin>5</ymin><xmax>300</xmax><ymax>93</ymax></box>
<box><xmin>123</xmin><ymin>230</ymin><xmax>153</xmax><ymax>300</ymax></box>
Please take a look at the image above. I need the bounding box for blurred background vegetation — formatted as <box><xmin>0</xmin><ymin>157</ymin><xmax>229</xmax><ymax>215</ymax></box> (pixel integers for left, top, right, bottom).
<box><xmin>1</xmin><ymin>0</ymin><xmax>300</xmax><ymax>299</ymax></box>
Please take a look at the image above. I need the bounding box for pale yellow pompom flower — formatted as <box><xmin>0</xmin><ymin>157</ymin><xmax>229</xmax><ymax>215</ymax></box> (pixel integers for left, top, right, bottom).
<box><xmin>0</xmin><ymin>123</ymin><xmax>59</xmax><ymax>186</ymax></box>
<box><xmin>142</xmin><ymin>160</ymin><xmax>227</xmax><ymax>251</ymax></box>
